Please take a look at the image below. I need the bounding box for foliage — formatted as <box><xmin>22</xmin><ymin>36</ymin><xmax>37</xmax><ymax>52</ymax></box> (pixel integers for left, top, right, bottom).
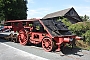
<box><xmin>83</xmin><ymin>30</ymin><xmax>90</xmax><ymax>43</ymax></box>
<box><xmin>57</xmin><ymin>16</ymin><xmax>90</xmax><ymax>48</ymax></box>
<box><xmin>69</xmin><ymin>22</ymin><xmax>88</xmax><ymax>35</ymax></box>
<box><xmin>60</xmin><ymin>15</ymin><xmax>90</xmax><ymax>43</ymax></box>
<box><xmin>57</xmin><ymin>17</ymin><xmax>72</xmax><ymax>27</ymax></box>
<box><xmin>69</xmin><ymin>21</ymin><xmax>90</xmax><ymax>43</ymax></box>
<box><xmin>61</xmin><ymin>18</ymin><xmax>72</xmax><ymax>27</ymax></box>
<box><xmin>80</xmin><ymin>15</ymin><xmax>90</xmax><ymax>21</ymax></box>
<box><xmin>0</xmin><ymin>0</ymin><xmax>27</xmax><ymax>21</ymax></box>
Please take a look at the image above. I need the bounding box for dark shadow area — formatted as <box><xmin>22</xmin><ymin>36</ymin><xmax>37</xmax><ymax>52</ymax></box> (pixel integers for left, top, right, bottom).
<box><xmin>60</xmin><ymin>46</ymin><xmax>84</xmax><ymax>57</ymax></box>
<box><xmin>0</xmin><ymin>38</ymin><xmax>9</xmax><ymax>42</ymax></box>
<box><xmin>26</xmin><ymin>42</ymin><xmax>84</xmax><ymax>57</ymax></box>
<box><xmin>0</xmin><ymin>34</ymin><xmax>10</xmax><ymax>42</ymax></box>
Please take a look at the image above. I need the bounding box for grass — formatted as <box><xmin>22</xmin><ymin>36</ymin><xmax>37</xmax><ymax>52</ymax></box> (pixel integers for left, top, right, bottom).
<box><xmin>76</xmin><ymin>40</ymin><xmax>90</xmax><ymax>50</ymax></box>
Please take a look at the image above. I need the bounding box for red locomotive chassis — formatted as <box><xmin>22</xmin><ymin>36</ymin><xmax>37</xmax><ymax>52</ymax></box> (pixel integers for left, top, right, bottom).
<box><xmin>3</xmin><ymin>19</ymin><xmax>84</xmax><ymax>52</ymax></box>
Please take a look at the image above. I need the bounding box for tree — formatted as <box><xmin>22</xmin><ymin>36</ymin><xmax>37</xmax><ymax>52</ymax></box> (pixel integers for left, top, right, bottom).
<box><xmin>0</xmin><ymin>0</ymin><xmax>27</xmax><ymax>21</ymax></box>
<box><xmin>57</xmin><ymin>17</ymin><xmax>72</xmax><ymax>27</ymax></box>
<box><xmin>61</xmin><ymin>18</ymin><xmax>72</xmax><ymax>27</ymax></box>
<box><xmin>0</xmin><ymin>0</ymin><xmax>5</xmax><ymax>21</ymax></box>
<box><xmin>68</xmin><ymin>21</ymin><xmax>90</xmax><ymax>43</ymax></box>
<box><xmin>80</xmin><ymin>15</ymin><xmax>90</xmax><ymax>21</ymax></box>
<box><xmin>83</xmin><ymin>30</ymin><xmax>90</xmax><ymax>43</ymax></box>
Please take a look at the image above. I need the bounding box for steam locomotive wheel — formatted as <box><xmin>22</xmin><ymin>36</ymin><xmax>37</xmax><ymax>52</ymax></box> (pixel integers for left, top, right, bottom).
<box><xmin>18</xmin><ymin>30</ymin><xmax>27</xmax><ymax>45</ymax></box>
<box><xmin>42</xmin><ymin>38</ymin><xmax>56</xmax><ymax>52</ymax></box>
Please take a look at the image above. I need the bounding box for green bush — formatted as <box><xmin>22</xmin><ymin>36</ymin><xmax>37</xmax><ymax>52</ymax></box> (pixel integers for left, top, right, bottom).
<box><xmin>61</xmin><ymin>18</ymin><xmax>72</xmax><ymax>27</ymax></box>
<box><xmin>69</xmin><ymin>22</ymin><xmax>84</xmax><ymax>36</ymax></box>
<box><xmin>83</xmin><ymin>30</ymin><xmax>90</xmax><ymax>43</ymax></box>
<box><xmin>60</xmin><ymin>17</ymin><xmax>90</xmax><ymax>44</ymax></box>
<box><xmin>61</xmin><ymin>17</ymin><xmax>90</xmax><ymax>47</ymax></box>
<box><xmin>68</xmin><ymin>22</ymin><xmax>90</xmax><ymax>36</ymax></box>
<box><xmin>68</xmin><ymin>21</ymin><xmax>90</xmax><ymax>44</ymax></box>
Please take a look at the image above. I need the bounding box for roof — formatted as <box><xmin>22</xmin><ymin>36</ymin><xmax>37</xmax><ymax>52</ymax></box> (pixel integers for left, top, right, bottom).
<box><xmin>43</xmin><ymin>7</ymin><xmax>72</xmax><ymax>19</ymax></box>
<box><xmin>5</xmin><ymin>19</ymin><xmax>40</xmax><ymax>23</ymax></box>
<box><xmin>42</xmin><ymin>7</ymin><xmax>83</xmax><ymax>23</ymax></box>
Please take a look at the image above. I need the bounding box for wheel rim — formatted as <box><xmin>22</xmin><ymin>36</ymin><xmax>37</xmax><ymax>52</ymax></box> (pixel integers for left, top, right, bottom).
<box><xmin>18</xmin><ymin>30</ymin><xmax>27</xmax><ymax>45</ymax></box>
<box><xmin>42</xmin><ymin>38</ymin><xmax>54</xmax><ymax>52</ymax></box>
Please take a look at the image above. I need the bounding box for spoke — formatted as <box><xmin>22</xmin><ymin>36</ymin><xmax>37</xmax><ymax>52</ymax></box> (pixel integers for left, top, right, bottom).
<box><xmin>42</xmin><ymin>38</ymin><xmax>53</xmax><ymax>52</ymax></box>
<box><xmin>48</xmin><ymin>46</ymin><xmax>51</xmax><ymax>49</ymax></box>
<box><xmin>42</xmin><ymin>43</ymin><xmax>45</xmax><ymax>45</ymax></box>
<box><xmin>43</xmin><ymin>40</ymin><xmax>46</xmax><ymax>43</ymax></box>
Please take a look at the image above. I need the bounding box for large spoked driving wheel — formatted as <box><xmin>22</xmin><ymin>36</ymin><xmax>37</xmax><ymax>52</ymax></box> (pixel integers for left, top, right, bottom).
<box><xmin>18</xmin><ymin>29</ymin><xmax>27</xmax><ymax>45</ymax></box>
<box><xmin>42</xmin><ymin>37</ymin><xmax>56</xmax><ymax>52</ymax></box>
